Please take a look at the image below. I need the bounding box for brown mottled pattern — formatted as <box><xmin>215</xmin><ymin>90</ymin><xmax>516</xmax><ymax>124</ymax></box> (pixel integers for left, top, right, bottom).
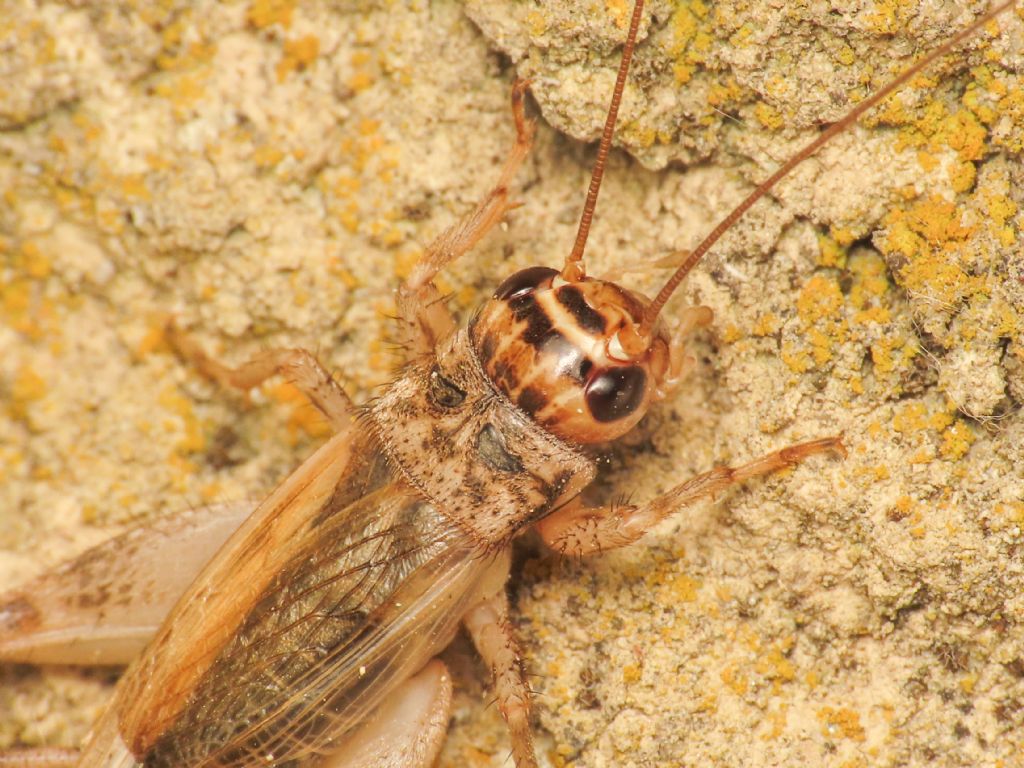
<box><xmin>368</xmin><ymin>330</ymin><xmax>596</xmax><ymax>545</ymax></box>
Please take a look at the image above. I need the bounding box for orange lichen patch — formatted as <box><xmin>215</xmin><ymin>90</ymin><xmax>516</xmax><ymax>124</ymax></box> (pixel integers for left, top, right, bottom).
<box><xmin>157</xmin><ymin>386</ymin><xmax>208</xmax><ymax>457</ymax></box>
<box><xmin>993</xmin><ymin>83</ymin><xmax>1024</xmax><ymax>153</ymax></box>
<box><xmin>720</xmin><ymin>663</ymin><xmax>749</xmax><ymax>696</ymax></box>
<box><xmin>947</xmin><ymin>159</ymin><xmax>976</xmax><ymax>193</ymax></box>
<box><xmin>866</xmin><ymin>0</ymin><xmax>901</xmax><ymax>34</ymax></box>
<box><xmin>761</xmin><ymin>704</ymin><xmax>788</xmax><ymax>740</ymax></box>
<box><xmin>877</xmin><ymin>195</ymin><xmax>986</xmax><ymax>315</ymax></box>
<box><xmin>604</xmin><ymin>0</ymin><xmax>629</xmax><ymax>29</ymax></box>
<box><xmin>848</xmin><ymin>251</ymin><xmax>887</xmax><ymax>298</ymax></box>
<box><xmin>940</xmin><ymin>420</ymin><xmax>976</xmax><ymax>461</ymax></box>
<box><xmin>816</xmin><ymin>232</ymin><xmax>847</xmax><ymax>268</ymax></box>
<box><xmin>721</xmin><ymin>323</ymin><xmax>743</xmax><ymax>343</ymax></box>
<box><xmin>118</xmin><ymin>174</ymin><xmax>152</xmax><ymax>202</ymax></box>
<box><xmin>783</xmin><ymin>275</ymin><xmax>847</xmax><ymax>371</ymax></box>
<box><xmin>890</xmin><ymin>494</ymin><xmax>914</xmax><ymax>521</ymax></box>
<box><xmin>831</xmin><ymin>225</ymin><xmax>856</xmax><ymax>246</ymax></box>
<box><xmin>622</xmin><ymin>663</ymin><xmax>642</xmax><ymax>683</ymax></box>
<box><xmin>619</xmin><ymin>121</ymin><xmax>658</xmax><ymax>149</ymax></box>
<box><xmin>937</xmin><ymin>109</ymin><xmax>988</xmax><ymax>161</ymax></box>
<box><xmin>135</xmin><ymin>316</ymin><xmax>173</xmax><ymax>360</ymax></box>
<box><xmin>265</xmin><ymin>381</ymin><xmax>332</xmax><ymax>444</ymax></box>
<box><xmin>252</xmin><ymin>144</ymin><xmax>285</xmax><ymax>169</ymax></box>
<box><xmin>892</xmin><ymin>401</ymin><xmax>928</xmax><ymax>435</ymax></box>
<box><xmin>247</xmin><ymin>0</ymin><xmax>296</xmax><ymax>29</ymax></box>
<box><xmin>347</xmin><ymin>70</ymin><xmax>374</xmax><ymax>93</ymax></box>
<box><xmin>960</xmin><ymin>673</ymin><xmax>978</xmax><ymax>695</ymax></box>
<box><xmin>8</xmin><ymin>364</ymin><xmax>48</xmax><ymax>424</ymax></box>
<box><xmin>157</xmin><ymin>38</ymin><xmax>218</xmax><ymax>72</ymax></box>
<box><xmin>18</xmin><ymin>240</ymin><xmax>52</xmax><ymax>279</ymax></box>
<box><xmin>276</xmin><ymin>35</ymin><xmax>320</xmax><ymax>82</ymax></box>
<box><xmin>780</xmin><ymin>343</ymin><xmax>813</xmax><ymax>374</ymax></box>
<box><xmin>796</xmin><ymin>275</ymin><xmax>843</xmax><ymax>324</ymax></box>
<box><xmin>524</xmin><ymin>10</ymin><xmax>547</xmax><ymax>36</ymax></box>
<box><xmin>669</xmin><ymin>0</ymin><xmax>713</xmax><ymax>75</ymax></box>
<box><xmin>868</xmin><ymin>336</ymin><xmax>915</xmax><ymax>377</ymax></box>
<box><xmin>706</xmin><ymin>76</ymin><xmax>744</xmax><ymax>110</ymax></box>
<box><xmin>754</xmin><ymin>640</ymin><xmax>797</xmax><ymax>685</ymax></box>
<box><xmin>892</xmin><ymin>400</ymin><xmax>957</xmax><ymax>437</ymax></box>
<box><xmin>754</xmin><ymin>102</ymin><xmax>783</xmax><ymax>130</ymax></box>
<box><xmin>993</xmin><ymin>501</ymin><xmax>1024</xmax><ymax>527</ymax></box>
<box><xmin>2</xmin><ymin>275</ymin><xmax>64</xmax><ymax>342</ymax></box>
<box><xmin>153</xmin><ymin>68</ymin><xmax>210</xmax><ymax>116</ymax></box>
<box><xmin>655</xmin><ymin>572</ymin><xmax>700</xmax><ymax>603</ymax></box>
<box><xmin>817</xmin><ymin>706</ymin><xmax>866</xmax><ymax>741</ymax></box>
<box><xmin>750</xmin><ymin>312</ymin><xmax>780</xmax><ymax>337</ymax></box>
<box><xmin>982</xmin><ymin>189</ymin><xmax>1019</xmax><ymax>247</ymax></box>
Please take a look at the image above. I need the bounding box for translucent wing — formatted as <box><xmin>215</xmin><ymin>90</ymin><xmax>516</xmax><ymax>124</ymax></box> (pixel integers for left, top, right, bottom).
<box><xmin>115</xmin><ymin>431</ymin><xmax>492</xmax><ymax>768</ymax></box>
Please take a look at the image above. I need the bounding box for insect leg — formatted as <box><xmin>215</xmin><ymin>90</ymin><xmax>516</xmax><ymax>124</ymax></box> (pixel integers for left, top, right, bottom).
<box><xmin>660</xmin><ymin>304</ymin><xmax>714</xmax><ymax>397</ymax></box>
<box><xmin>167</xmin><ymin>323</ymin><xmax>353</xmax><ymax>430</ymax></box>
<box><xmin>464</xmin><ymin>588</ymin><xmax>537</xmax><ymax>768</ymax></box>
<box><xmin>310</xmin><ymin>659</ymin><xmax>452</xmax><ymax>768</ymax></box>
<box><xmin>0</xmin><ymin>748</ymin><xmax>80</xmax><ymax>767</ymax></box>
<box><xmin>396</xmin><ymin>80</ymin><xmax>535</xmax><ymax>355</ymax></box>
<box><xmin>536</xmin><ymin>437</ymin><xmax>846</xmax><ymax>557</ymax></box>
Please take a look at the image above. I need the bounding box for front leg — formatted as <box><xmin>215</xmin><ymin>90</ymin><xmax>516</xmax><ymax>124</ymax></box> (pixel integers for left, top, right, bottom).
<box><xmin>537</xmin><ymin>437</ymin><xmax>845</xmax><ymax>556</ymax></box>
<box><xmin>167</xmin><ymin>324</ymin><xmax>353</xmax><ymax>431</ymax></box>
<box><xmin>396</xmin><ymin>80</ymin><xmax>535</xmax><ymax>356</ymax></box>
<box><xmin>464</xmin><ymin>587</ymin><xmax>537</xmax><ymax>768</ymax></box>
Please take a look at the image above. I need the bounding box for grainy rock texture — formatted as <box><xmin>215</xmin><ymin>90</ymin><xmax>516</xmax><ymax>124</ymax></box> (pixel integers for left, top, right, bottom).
<box><xmin>0</xmin><ymin>1</ymin><xmax>1022</xmax><ymax>767</ymax></box>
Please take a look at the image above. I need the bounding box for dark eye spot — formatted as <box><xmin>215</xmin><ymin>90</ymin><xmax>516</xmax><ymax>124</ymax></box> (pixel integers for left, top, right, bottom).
<box><xmin>493</xmin><ymin>266</ymin><xmax>558</xmax><ymax>300</ymax></box>
<box><xmin>476</xmin><ymin>423</ymin><xmax>522</xmax><ymax>473</ymax></box>
<box><xmin>585</xmin><ymin>366</ymin><xmax>646</xmax><ymax>423</ymax></box>
<box><xmin>428</xmin><ymin>367</ymin><xmax>465</xmax><ymax>408</ymax></box>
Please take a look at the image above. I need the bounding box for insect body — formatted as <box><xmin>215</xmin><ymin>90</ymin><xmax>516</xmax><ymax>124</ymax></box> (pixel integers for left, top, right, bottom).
<box><xmin>1</xmin><ymin>1</ymin><xmax>1019</xmax><ymax>766</ymax></box>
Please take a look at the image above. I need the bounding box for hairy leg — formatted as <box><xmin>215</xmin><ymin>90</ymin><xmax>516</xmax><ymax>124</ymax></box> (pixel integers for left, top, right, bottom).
<box><xmin>463</xmin><ymin>588</ymin><xmax>537</xmax><ymax>768</ymax></box>
<box><xmin>396</xmin><ymin>80</ymin><xmax>535</xmax><ymax>356</ymax></box>
<box><xmin>538</xmin><ymin>437</ymin><xmax>845</xmax><ymax>556</ymax></box>
<box><xmin>167</xmin><ymin>324</ymin><xmax>353</xmax><ymax>431</ymax></box>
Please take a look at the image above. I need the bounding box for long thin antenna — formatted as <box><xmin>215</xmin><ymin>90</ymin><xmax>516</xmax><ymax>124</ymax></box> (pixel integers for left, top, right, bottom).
<box><xmin>640</xmin><ymin>0</ymin><xmax>1019</xmax><ymax>334</ymax></box>
<box><xmin>562</xmin><ymin>0</ymin><xmax>646</xmax><ymax>282</ymax></box>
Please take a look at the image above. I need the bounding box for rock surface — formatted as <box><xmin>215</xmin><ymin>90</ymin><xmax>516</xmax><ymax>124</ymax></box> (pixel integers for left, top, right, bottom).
<box><xmin>1</xmin><ymin>1</ymin><xmax>1022</xmax><ymax>767</ymax></box>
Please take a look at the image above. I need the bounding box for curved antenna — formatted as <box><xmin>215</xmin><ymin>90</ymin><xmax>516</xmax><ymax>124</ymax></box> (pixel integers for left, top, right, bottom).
<box><xmin>562</xmin><ymin>0</ymin><xmax>646</xmax><ymax>282</ymax></box>
<box><xmin>640</xmin><ymin>0</ymin><xmax>1019</xmax><ymax>334</ymax></box>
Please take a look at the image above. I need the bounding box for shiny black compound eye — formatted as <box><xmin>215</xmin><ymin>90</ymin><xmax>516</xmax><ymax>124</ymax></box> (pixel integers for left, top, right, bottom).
<box><xmin>585</xmin><ymin>366</ymin><xmax>646</xmax><ymax>423</ymax></box>
<box><xmin>493</xmin><ymin>266</ymin><xmax>558</xmax><ymax>300</ymax></box>
<box><xmin>428</xmin><ymin>367</ymin><xmax>466</xmax><ymax>409</ymax></box>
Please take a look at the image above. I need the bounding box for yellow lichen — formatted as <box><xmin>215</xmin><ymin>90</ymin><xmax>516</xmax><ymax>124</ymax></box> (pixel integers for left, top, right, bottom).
<box><xmin>754</xmin><ymin>102</ymin><xmax>784</xmax><ymax>130</ymax></box>
<box><xmin>816</xmin><ymin>232</ymin><xmax>847</xmax><ymax>268</ymax></box>
<box><xmin>751</xmin><ymin>313</ymin><xmax>780</xmax><ymax>337</ymax></box>
<box><xmin>940</xmin><ymin>420</ymin><xmax>976</xmax><ymax>460</ymax></box>
<box><xmin>276</xmin><ymin>35</ymin><xmax>320</xmax><ymax>82</ymax></box>
<box><xmin>247</xmin><ymin>0</ymin><xmax>296</xmax><ymax>29</ymax></box>
<box><xmin>720</xmin><ymin>663</ymin><xmax>749</xmax><ymax>696</ymax></box>
<box><xmin>817</xmin><ymin>706</ymin><xmax>866</xmax><ymax>741</ymax></box>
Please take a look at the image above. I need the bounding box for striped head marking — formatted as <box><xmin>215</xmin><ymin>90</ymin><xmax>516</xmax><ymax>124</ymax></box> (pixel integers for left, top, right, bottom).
<box><xmin>470</xmin><ymin>266</ymin><xmax>671</xmax><ymax>444</ymax></box>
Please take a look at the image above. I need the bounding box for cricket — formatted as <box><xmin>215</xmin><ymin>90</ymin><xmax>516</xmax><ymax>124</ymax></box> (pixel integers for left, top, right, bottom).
<box><xmin>1</xmin><ymin>0</ymin><xmax>1022</xmax><ymax>766</ymax></box>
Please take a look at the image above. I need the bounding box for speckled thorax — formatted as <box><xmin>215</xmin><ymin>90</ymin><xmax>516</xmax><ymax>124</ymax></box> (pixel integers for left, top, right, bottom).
<box><xmin>368</xmin><ymin>329</ymin><xmax>596</xmax><ymax>545</ymax></box>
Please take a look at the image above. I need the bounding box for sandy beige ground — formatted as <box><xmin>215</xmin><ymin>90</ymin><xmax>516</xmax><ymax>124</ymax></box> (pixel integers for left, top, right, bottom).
<box><xmin>1</xmin><ymin>1</ymin><xmax>1023</xmax><ymax>767</ymax></box>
